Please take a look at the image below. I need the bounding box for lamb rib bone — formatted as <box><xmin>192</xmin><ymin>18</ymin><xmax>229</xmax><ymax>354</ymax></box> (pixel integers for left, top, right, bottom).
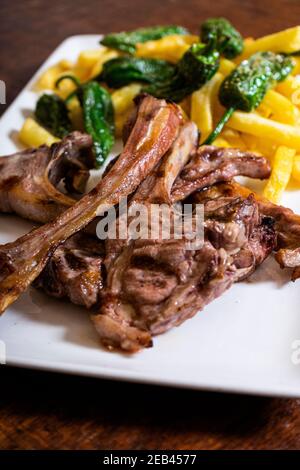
<box><xmin>0</xmin><ymin>95</ymin><xmax>182</xmax><ymax>313</ymax></box>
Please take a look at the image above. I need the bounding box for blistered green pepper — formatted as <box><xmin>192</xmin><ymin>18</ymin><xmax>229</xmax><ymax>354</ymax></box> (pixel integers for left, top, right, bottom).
<box><xmin>35</xmin><ymin>93</ymin><xmax>72</xmax><ymax>138</ymax></box>
<box><xmin>144</xmin><ymin>41</ymin><xmax>220</xmax><ymax>102</ymax></box>
<box><xmin>56</xmin><ymin>76</ymin><xmax>115</xmax><ymax>168</ymax></box>
<box><xmin>99</xmin><ymin>57</ymin><xmax>176</xmax><ymax>88</ymax></box>
<box><xmin>201</xmin><ymin>17</ymin><xmax>243</xmax><ymax>59</ymax></box>
<box><xmin>204</xmin><ymin>51</ymin><xmax>294</xmax><ymax>144</ymax></box>
<box><xmin>100</xmin><ymin>25</ymin><xmax>189</xmax><ymax>54</ymax></box>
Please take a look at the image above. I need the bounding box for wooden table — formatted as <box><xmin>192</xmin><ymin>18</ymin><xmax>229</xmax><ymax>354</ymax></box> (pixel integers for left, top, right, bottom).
<box><xmin>1</xmin><ymin>0</ymin><xmax>300</xmax><ymax>450</ymax></box>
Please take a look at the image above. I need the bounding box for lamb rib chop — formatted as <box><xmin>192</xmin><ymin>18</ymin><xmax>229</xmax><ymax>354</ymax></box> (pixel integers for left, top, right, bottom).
<box><xmin>35</xmin><ymin>120</ymin><xmax>199</xmax><ymax>309</ymax></box>
<box><xmin>92</xmin><ymin>144</ymin><xmax>274</xmax><ymax>352</ymax></box>
<box><xmin>217</xmin><ymin>181</ymin><xmax>300</xmax><ymax>281</ymax></box>
<box><xmin>0</xmin><ymin>94</ymin><xmax>182</xmax><ymax>314</ymax></box>
<box><xmin>34</xmin><ymin>232</ymin><xmax>105</xmax><ymax>308</ymax></box>
<box><xmin>0</xmin><ymin>132</ymin><xmax>92</xmax><ymax>223</ymax></box>
<box><xmin>171</xmin><ymin>145</ymin><xmax>271</xmax><ymax>202</ymax></box>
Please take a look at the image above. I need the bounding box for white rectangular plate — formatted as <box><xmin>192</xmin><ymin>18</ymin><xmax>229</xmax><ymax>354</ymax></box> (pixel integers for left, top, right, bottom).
<box><xmin>1</xmin><ymin>35</ymin><xmax>300</xmax><ymax>397</ymax></box>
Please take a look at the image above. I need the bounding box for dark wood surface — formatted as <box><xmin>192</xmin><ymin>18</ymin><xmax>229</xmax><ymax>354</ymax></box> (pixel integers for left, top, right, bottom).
<box><xmin>1</xmin><ymin>0</ymin><xmax>300</xmax><ymax>450</ymax></box>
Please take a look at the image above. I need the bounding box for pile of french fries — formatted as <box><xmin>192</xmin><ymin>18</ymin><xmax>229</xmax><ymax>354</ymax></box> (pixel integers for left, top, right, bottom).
<box><xmin>19</xmin><ymin>27</ymin><xmax>300</xmax><ymax>203</ymax></box>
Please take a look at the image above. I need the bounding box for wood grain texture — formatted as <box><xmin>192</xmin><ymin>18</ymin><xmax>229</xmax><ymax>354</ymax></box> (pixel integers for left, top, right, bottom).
<box><xmin>1</xmin><ymin>0</ymin><xmax>300</xmax><ymax>450</ymax></box>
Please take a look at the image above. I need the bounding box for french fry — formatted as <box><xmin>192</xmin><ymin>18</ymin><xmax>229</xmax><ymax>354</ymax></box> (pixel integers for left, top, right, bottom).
<box><xmin>55</xmin><ymin>71</ymin><xmax>79</xmax><ymax>99</ymax></box>
<box><xmin>276</xmin><ymin>75</ymin><xmax>300</xmax><ymax>105</ymax></box>
<box><xmin>89</xmin><ymin>50</ymin><xmax>119</xmax><ymax>78</ymax></box>
<box><xmin>111</xmin><ymin>84</ymin><xmax>142</xmax><ymax>137</ymax></box>
<box><xmin>114</xmin><ymin>112</ymin><xmax>131</xmax><ymax>138</ymax></box>
<box><xmin>227</xmin><ymin>111</ymin><xmax>300</xmax><ymax>150</ymax></box>
<box><xmin>239</xmin><ymin>26</ymin><xmax>300</xmax><ymax>60</ymax></box>
<box><xmin>256</xmin><ymin>102</ymin><xmax>272</xmax><ymax>119</ymax></box>
<box><xmin>220</xmin><ymin>129</ymin><xmax>247</xmax><ymax>150</ymax></box>
<box><xmin>241</xmin><ymin>133</ymin><xmax>277</xmax><ymax>158</ymax></box>
<box><xmin>135</xmin><ymin>34</ymin><xmax>198</xmax><ymax>63</ymax></box>
<box><xmin>219</xmin><ymin>58</ymin><xmax>235</xmax><ymax>76</ymax></box>
<box><xmin>19</xmin><ymin>118</ymin><xmax>59</xmax><ymax>148</ymax></box>
<box><xmin>291</xmin><ymin>57</ymin><xmax>300</xmax><ymax>75</ymax></box>
<box><xmin>292</xmin><ymin>154</ymin><xmax>300</xmax><ymax>183</ymax></box>
<box><xmin>36</xmin><ymin>65</ymin><xmax>65</xmax><ymax>90</ymax></box>
<box><xmin>76</xmin><ymin>48</ymin><xmax>107</xmax><ymax>70</ymax></box>
<box><xmin>213</xmin><ymin>137</ymin><xmax>231</xmax><ymax>148</ymax></box>
<box><xmin>191</xmin><ymin>72</ymin><xmax>224</xmax><ymax>142</ymax></box>
<box><xmin>67</xmin><ymin>97</ymin><xmax>84</xmax><ymax>131</ymax></box>
<box><xmin>263</xmin><ymin>146</ymin><xmax>295</xmax><ymax>203</ymax></box>
<box><xmin>261</xmin><ymin>89</ymin><xmax>300</xmax><ymax>125</ymax></box>
<box><xmin>111</xmin><ymin>84</ymin><xmax>142</xmax><ymax>116</ymax></box>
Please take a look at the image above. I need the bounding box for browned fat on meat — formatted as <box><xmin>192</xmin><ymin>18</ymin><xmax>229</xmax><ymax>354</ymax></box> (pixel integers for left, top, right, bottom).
<box><xmin>0</xmin><ymin>132</ymin><xmax>92</xmax><ymax>223</ymax></box>
<box><xmin>0</xmin><ymin>95</ymin><xmax>183</xmax><ymax>314</ymax></box>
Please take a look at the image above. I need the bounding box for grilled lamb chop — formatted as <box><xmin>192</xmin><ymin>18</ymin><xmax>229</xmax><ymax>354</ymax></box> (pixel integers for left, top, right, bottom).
<box><xmin>34</xmin><ymin>232</ymin><xmax>105</xmax><ymax>308</ymax></box>
<box><xmin>35</xmin><ymin>120</ymin><xmax>199</xmax><ymax>310</ymax></box>
<box><xmin>92</xmin><ymin>146</ymin><xmax>274</xmax><ymax>352</ymax></box>
<box><xmin>171</xmin><ymin>145</ymin><xmax>271</xmax><ymax>202</ymax></box>
<box><xmin>0</xmin><ymin>132</ymin><xmax>92</xmax><ymax>223</ymax></box>
<box><xmin>0</xmin><ymin>95</ymin><xmax>183</xmax><ymax>314</ymax></box>
<box><xmin>218</xmin><ymin>182</ymin><xmax>300</xmax><ymax>281</ymax></box>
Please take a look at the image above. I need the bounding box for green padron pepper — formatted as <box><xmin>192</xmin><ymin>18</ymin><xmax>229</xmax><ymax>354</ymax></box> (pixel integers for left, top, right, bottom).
<box><xmin>204</xmin><ymin>51</ymin><xmax>294</xmax><ymax>144</ymax></box>
<box><xmin>144</xmin><ymin>41</ymin><xmax>221</xmax><ymax>102</ymax></box>
<box><xmin>35</xmin><ymin>93</ymin><xmax>72</xmax><ymax>138</ymax></box>
<box><xmin>56</xmin><ymin>76</ymin><xmax>115</xmax><ymax>168</ymax></box>
<box><xmin>200</xmin><ymin>17</ymin><xmax>244</xmax><ymax>59</ymax></box>
<box><xmin>98</xmin><ymin>57</ymin><xmax>176</xmax><ymax>89</ymax></box>
<box><xmin>100</xmin><ymin>25</ymin><xmax>189</xmax><ymax>54</ymax></box>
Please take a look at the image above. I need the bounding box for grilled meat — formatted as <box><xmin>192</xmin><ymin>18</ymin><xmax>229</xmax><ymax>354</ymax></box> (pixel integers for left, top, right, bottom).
<box><xmin>217</xmin><ymin>182</ymin><xmax>300</xmax><ymax>281</ymax></box>
<box><xmin>0</xmin><ymin>95</ymin><xmax>182</xmax><ymax>314</ymax></box>
<box><xmin>34</xmin><ymin>232</ymin><xmax>105</xmax><ymax>308</ymax></box>
<box><xmin>92</xmin><ymin>144</ymin><xmax>274</xmax><ymax>352</ymax></box>
<box><xmin>171</xmin><ymin>145</ymin><xmax>271</xmax><ymax>202</ymax></box>
<box><xmin>0</xmin><ymin>132</ymin><xmax>92</xmax><ymax>223</ymax></box>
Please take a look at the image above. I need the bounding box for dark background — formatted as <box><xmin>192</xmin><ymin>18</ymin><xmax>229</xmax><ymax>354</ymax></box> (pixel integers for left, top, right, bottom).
<box><xmin>1</xmin><ymin>0</ymin><xmax>300</xmax><ymax>450</ymax></box>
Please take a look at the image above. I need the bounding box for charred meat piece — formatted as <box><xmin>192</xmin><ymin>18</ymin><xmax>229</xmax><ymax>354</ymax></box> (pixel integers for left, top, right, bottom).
<box><xmin>218</xmin><ymin>182</ymin><xmax>300</xmax><ymax>281</ymax></box>
<box><xmin>0</xmin><ymin>95</ymin><xmax>183</xmax><ymax>314</ymax></box>
<box><xmin>171</xmin><ymin>145</ymin><xmax>271</xmax><ymax>202</ymax></box>
<box><xmin>34</xmin><ymin>233</ymin><xmax>105</xmax><ymax>308</ymax></box>
<box><xmin>0</xmin><ymin>132</ymin><xmax>92</xmax><ymax>223</ymax></box>
<box><xmin>92</xmin><ymin>144</ymin><xmax>275</xmax><ymax>353</ymax></box>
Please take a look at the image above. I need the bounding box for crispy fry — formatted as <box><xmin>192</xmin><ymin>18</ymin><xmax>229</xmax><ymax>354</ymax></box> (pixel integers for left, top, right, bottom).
<box><xmin>213</xmin><ymin>137</ymin><xmax>231</xmax><ymax>147</ymax></box>
<box><xmin>191</xmin><ymin>72</ymin><xmax>224</xmax><ymax>142</ymax></box>
<box><xmin>292</xmin><ymin>154</ymin><xmax>300</xmax><ymax>183</ymax></box>
<box><xmin>89</xmin><ymin>50</ymin><xmax>119</xmax><ymax>78</ymax></box>
<box><xmin>135</xmin><ymin>34</ymin><xmax>198</xmax><ymax>63</ymax></box>
<box><xmin>76</xmin><ymin>48</ymin><xmax>108</xmax><ymax>69</ymax></box>
<box><xmin>227</xmin><ymin>111</ymin><xmax>300</xmax><ymax>150</ymax></box>
<box><xmin>219</xmin><ymin>58</ymin><xmax>235</xmax><ymax>76</ymax></box>
<box><xmin>19</xmin><ymin>118</ymin><xmax>59</xmax><ymax>148</ymax></box>
<box><xmin>220</xmin><ymin>129</ymin><xmax>247</xmax><ymax>150</ymax></box>
<box><xmin>239</xmin><ymin>26</ymin><xmax>300</xmax><ymax>60</ymax></box>
<box><xmin>263</xmin><ymin>146</ymin><xmax>295</xmax><ymax>203</ymax></box>
<box><xmin>261</xmin><ymin>89</ymin><xmax>300</xmax><ymax>125</ymax></box>
<box><xmin>241</xmin><ymin>133</ymin><xmax>277</xmax><ymax>158</ymax></box>
<box><xmin>111</xmin><ymin>84</ymin><xmax>142</xmax><ymax>115</ymax></box>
